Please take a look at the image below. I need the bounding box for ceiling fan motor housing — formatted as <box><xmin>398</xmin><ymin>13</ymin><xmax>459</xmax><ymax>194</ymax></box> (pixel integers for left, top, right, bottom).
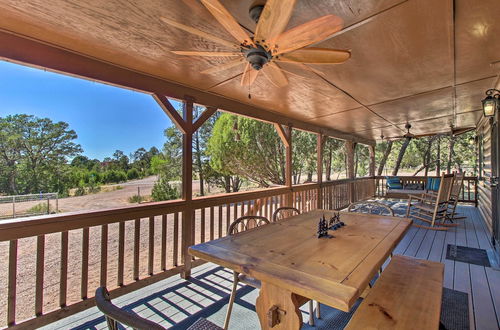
<box><xmin>249</xmin><ymin>4</ymin><xmax>264</xmax><ymax>23</ymax></box>
<box><xmin>243</xmin><ymin>44</ymin><xmax>272</xmax><ymax>70</ymax></box>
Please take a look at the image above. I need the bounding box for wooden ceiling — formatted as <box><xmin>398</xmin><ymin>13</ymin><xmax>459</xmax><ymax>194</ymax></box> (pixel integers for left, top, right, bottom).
<box><xmin>0</xmin><ymin>0</ymin><xmax>498</xmax><ymax>142</ymax></box>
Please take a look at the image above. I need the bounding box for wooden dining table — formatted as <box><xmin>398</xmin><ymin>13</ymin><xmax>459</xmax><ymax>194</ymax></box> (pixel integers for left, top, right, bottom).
<box><xmin>189</xmin><ymin>209</ymin><xmax>412</xmax><ymax>329</ymax></box>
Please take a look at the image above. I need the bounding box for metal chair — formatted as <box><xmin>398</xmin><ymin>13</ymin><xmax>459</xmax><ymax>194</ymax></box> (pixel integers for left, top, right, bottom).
<box><xmin>96</xmin><ymin>286</ymin><xmax>164</xmax><ymax>330</ymax></box>
<box><xmin>347</xmin><ymin>201</ymin><xmax>395</xmax><ymax>217</ymax></box>
<box><xmin>272</xmin><ymin>206</ymin><xmax>300</xmax><ymax>222</ymax></box>
<box><xmin>96</xmin><ymin>287</ymin><xmax>222</xmax><ymax>330</ymax></box>
<box><xmin>271</xmin><ymin>206</ymin><xmax>320</xmax><ymax>323</ymax></box>
<box><xmin>224</xmin><ymin>216</ymin><xmax>270</xmax><ymax>329</ymax></box>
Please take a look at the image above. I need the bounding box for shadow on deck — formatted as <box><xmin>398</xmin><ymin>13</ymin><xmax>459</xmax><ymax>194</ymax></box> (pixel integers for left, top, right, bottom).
<box><xmin>44</xmin><ymin>205</ymin><xmax>500</xmax><ymax>330</ymax></box>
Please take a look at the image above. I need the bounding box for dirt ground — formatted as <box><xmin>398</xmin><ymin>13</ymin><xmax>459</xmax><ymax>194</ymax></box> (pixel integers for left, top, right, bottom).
<box><xmin>0</xmin><ymin>176</ymin><xmax>203</xmax><ymax>218</ymax></box>
<box><xmin>0</xmin><ymin>177</ymin><xmax>267</xmax><ymax>326</ymax></box>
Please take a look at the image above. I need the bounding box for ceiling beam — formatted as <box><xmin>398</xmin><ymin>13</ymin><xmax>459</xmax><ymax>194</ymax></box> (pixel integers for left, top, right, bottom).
<box><xmin>0</xmin><ymin>29</ymin><xmax>374</xmax><ymax>145</ymax></box>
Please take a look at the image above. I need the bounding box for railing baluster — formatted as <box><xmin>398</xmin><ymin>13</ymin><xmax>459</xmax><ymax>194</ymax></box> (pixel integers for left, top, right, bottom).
<box><xmin>81</xmin><ymin>228</ymin><xmax>89</xmax><ymax>299</ymax></box>
<box><xmin>8</xmin><ymin>239</ymin><xmax>18</xmax><ymax>326</ymax></box>
<box><xmin>118</xmin><ymin>221</ymin><xmax>125</xmax><ymax>286</ymax></box>
<box><xmin>60</xmin><ymin>231</ymin><xmax>69</xmax><ymax>307</ymax></box>
<box><xmin>148</xmin><ymin>216</ymin><xmax>154</xmax><ymax>275</ymax></box>
<box><xmin>35</xmin><ymin>235</ymin><xmax>45</xmax><ymax>316</ymax></box>
<box><xmin>200</xmin><ymin>208</ymin><xmax>205</xmax><ymax>243</ymax></box>
<box><xmin>100</xmin><ymin>225</ymin><xmax>108</xmax><ymax>287</ymax></box>
<box><xmin>233</xmin><ymin>202</ymin><xmax>238</xmax><ymax>221</ymax></box>
<box><xmin>133</xmin><ymin>219</ymin><xmax>140</xmax><ymax>280</ymax></box>
<box><xmin>226</xmin><ymin>203</ymin><xmax>230</xmax><ymax>232</ymax></box>
<box><xmin>218</xmin><ymin>206</ymin><xmax>223</xmax><ymax>238</ymax></box>
<box><xmin>161</xmin><ymin>215</ymin><xmax>167</xmax><ymax>271</ymax></box>
<box><xmin>210</xmin><ymin>206</ymin><xmax>215</xmax><ymax>241</ymax></box>
<box><xmin>173</xmin><ymin>213</ymin><xmax>179</xmax><ymax>266</ymax></box>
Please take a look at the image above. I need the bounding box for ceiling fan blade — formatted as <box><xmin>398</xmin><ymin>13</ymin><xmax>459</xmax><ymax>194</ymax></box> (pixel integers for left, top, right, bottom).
<box><xmin>271</xmin><ymin>15</ymin><xmax>344</xmax><ymax>55</ymax></box>
<box><xmin>254</xmin><ymin>0</ymin><xmax>297</xmax><ymax>45</ymax></box>
<box><xmin>201</xmin><ymin>58</ymin><xmax>245</xmax><ymax>74</ymax></box>
<box><xmin>241</xmin><ymin>63</ymin><xmax>259</xmax><ymax>86</ymax></box>
<box><xmin>261</xmin><ymin>62</ymin><xmax>288</xmax><ymax>87</ymax></box>
<box><xmin>172</xmin><ymin>51</ymin><xmax>242</xmax><ymax>57</ymax></box>
<box><xmin>160</xmin><ymin>17</ymin><xmax>237</xmax><ymax>49</ymax></box>
<box><xmin>277</xmin><ymin>60</ymin><xmax>328</xmax><ymax>77</ymax></box>
<box><xmin>279</xmin><ymin>47</ymin><xmax>350</xmax><ymax>64</ymax></box>
<box><xmin>200</xmin><ymin>0</ymin><xmax>254</xmax><ymax>45</ymax></box>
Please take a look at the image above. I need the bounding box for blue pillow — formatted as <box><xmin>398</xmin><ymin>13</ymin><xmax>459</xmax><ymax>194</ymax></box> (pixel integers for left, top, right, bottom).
<box><xmin>432</xmin><ymin>178</ymin><xmax>441</xmax><ymax>191</ymax></box>
<box><xmin>386</xmin><ymin>177</ymin><xmax>403</xmax><ymax>189</ymax></box>
<box><xmin>426</xmin><ymin>178</ymin><xmax>441</xmax><ymax>191</ymax></box>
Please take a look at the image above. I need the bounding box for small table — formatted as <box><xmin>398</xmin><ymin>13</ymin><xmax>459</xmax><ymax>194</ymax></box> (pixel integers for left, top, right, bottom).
<box><xmin>189</xmin><ymin>210</ymin><xmax>412</xmax><ymax>329</ymax></box>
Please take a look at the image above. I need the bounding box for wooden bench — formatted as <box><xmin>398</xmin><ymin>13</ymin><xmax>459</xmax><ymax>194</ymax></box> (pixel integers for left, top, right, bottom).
<box><xmin>345</xmin><ymin>255</ymin><xmax>444</xmax><ymax>330</ymax></box>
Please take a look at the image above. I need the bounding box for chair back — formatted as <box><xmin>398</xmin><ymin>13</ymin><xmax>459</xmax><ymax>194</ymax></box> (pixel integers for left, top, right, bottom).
<box><xmin>272</xmin><ymin>207</ymin><xmax>300</xmax><ymax>222</ymax></box>
<box><xmin>347</xmin><ymin>201</ymin><xmax>394</xmax><ymax>216</ymax></box>
<box><xmin>95</xmin><ymin>287</ymin><xmax>164</xmax><ymax>330</ymax></box>
<box><xmin>228</xmin><ymin>216</ymin><xmax>270</xmax><ymax>235</ymax></box>
<box><xmin>435</xmin><ymin>173</ymin><xmax>454</xmax><ymax>204</ymax></box>
<box><xmin>449</xmin><ymin>171</ymin><xmax>465</xmax><ymax>201</ymax></box>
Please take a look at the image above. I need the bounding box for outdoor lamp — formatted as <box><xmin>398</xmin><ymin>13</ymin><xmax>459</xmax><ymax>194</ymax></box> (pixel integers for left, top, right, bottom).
<box><xmin>481</xmin><ymin>89</ymin><xmax>499</xmax><ymax>117</ymax></box>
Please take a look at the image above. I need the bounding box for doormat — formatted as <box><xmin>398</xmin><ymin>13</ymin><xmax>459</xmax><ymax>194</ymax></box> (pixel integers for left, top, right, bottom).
<box><xmin>446</xmin><ymin>244</ymin><xmax>491</xmax><ymax>267</ymax></box>
<box><xmin>440</xmin><ymin>288</ymin><xmax>469</xmax><ymax>330</ymax></box>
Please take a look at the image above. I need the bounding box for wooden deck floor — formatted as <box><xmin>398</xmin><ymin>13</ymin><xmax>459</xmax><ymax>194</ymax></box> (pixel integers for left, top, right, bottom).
<box><xmin>392</xmin><ymin>205</ymin><xmax>500</xmax><ymax>330</ymax></box>
<box><xmin>44</xmin><ymin>205</ymin><xmax>500</xmax><ymax>330</ymax></box>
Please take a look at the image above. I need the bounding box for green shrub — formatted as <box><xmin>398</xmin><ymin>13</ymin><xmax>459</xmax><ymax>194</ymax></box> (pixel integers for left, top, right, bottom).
<box><xmin>27</xmin><ymin>202</ymin><xmax>49</xmax><ymax>214</ymax></box>
<box><xmin>127</xmin><ymin>168</ymin><xmax>140</xmax><ymax>180</ymax></box>
<box><xmin>151</xmin><ymin>178</ymin><xmax>180</xmax><ymax>201</ymax></box>
<box><xmin>128</xmin><ymin>194</ymin><xmax>145</xmax><ymax>203</ymax></box>
<box><xmin>103</xmin><ymin>170</ymin><xmax>127</xmax><ymax>183</ymax></box>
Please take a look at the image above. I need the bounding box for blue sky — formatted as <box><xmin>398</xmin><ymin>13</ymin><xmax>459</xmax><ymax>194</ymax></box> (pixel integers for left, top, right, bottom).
<box><xmin>0</xmin><ymin>60</ymin><xmax>177</xmax><ymax>160</ymax></box>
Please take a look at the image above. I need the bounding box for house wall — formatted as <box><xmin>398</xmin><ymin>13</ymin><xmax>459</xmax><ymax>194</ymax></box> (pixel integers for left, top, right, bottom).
<box><xmin>476</xmin><ymin>115</ymin><xmax>496</xmax><ymax>239</ymax></box>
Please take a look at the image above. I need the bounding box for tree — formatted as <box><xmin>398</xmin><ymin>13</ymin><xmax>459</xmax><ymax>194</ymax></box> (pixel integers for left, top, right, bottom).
<box><xmin>392</xmin><ymin>137</ymin><xmax>411</xmax><ymax>175</ymax></box>
<box><xmin>0</xmin><ymin>118</ymin><xmax>22</xmax><ymax>194</ymax></box>
<box><xmin>377</xmin><ymin>141</ymin><xmax>393</xmax><ymax>176</ymax></box>
<box><xmin>446</xmin><ymin>134</ymin><xmax>456</xmax><ymax>174</ymax></box>
<box><xmin>0</xmin><ymin>114</ymin><xmax>82</xmax><ymax>194</ymax></box>
<box><xmin>208</xmin><ymin>114</ymin><xmax>285</xmax><ymax>187</ymax></box>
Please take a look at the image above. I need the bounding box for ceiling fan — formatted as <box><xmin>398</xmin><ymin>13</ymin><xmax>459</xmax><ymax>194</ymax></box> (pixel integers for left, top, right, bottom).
<box><xmin>385</xmin><ymin>123</ymin><xmax>437</xmax><ymax>141</ymax></box>
<box><xmin>161</xmin><ymin>0</ymin><xmax>351</xmax><ymax>88</ymax></box>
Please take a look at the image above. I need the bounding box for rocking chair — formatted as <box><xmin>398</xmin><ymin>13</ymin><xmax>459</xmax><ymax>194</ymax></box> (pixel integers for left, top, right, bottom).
<box><xmin>445</xmin><ymin>171</ymin><xmax>466</xmax><ymax>222</ymax></box>
<box><xmin>406</xmin><ymin>173</ymin><xmax>454</xmax><ymax>230</ymax></box>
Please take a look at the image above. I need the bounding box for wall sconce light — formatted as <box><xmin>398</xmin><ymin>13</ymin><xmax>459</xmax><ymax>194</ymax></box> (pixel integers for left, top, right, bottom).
<box><xmin>481</xmin><ymin>89</ymin><xmax>499</xmax><ymax>117</ymax></box>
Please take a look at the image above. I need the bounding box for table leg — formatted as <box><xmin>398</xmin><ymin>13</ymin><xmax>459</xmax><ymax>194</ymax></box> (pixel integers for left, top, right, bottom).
<box><xmin>255</xmin><ymin>282</ymin><xmax>303</xmax><ymax>329</ymax></box>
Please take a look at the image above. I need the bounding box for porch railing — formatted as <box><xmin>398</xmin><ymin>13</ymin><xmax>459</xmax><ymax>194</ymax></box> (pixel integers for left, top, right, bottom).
<box><xmin>374</xmin><ymin>175</ymin><xmax>478</xmax><ymax>205</ymax></box>
<box><xmin>0</xmin><ymin>177</ymin><xmax>375</xmax><ymax>328</ymax></box>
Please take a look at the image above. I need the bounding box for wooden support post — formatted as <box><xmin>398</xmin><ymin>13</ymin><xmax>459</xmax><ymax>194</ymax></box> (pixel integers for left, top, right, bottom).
<box><xmin>275</xmin><ymin>124</ymin><xmax>293</xmax><ymax>205</ymax></box>
<box><xmin>317</xmin><ymin>134</ymin><xmax>325</xmax><ymax>209</ymax></box>
<box><xmin>345</xmin><ymin>141</ymin><xmax>356</xmax><ymax>203</ymax></box>
<box><xmin>181</xmin><ymin>98</ymin><xmax>194</xmax><ymax>279</ymax></box>
<box><xmin>153</xmin><ymin>94</ymin><xmax>217</xmax><ymax>278</ymax></box>
<box><xmin>369</xmin><ymin>144</ymin><xmax>376</xmax><ymax>197</ymax></box>
<box><xmin>369</xmin><ymin>144</ymin><xmax>376</xmax><ymax>177</ymax></box>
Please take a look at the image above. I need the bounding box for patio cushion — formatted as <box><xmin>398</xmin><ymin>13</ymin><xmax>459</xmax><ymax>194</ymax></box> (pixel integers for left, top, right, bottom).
<box><xmin>386</xmin><ymin>177</ymin><xmax>403</xmax><ymax>189</ymax></box>
<box><xmin>388</xmin><ymin>189</ymin><xmax>425</xmax><ymax>195</ymax></box>
<box><xmin>426</xmin><ymin>178</ymin><xmax>441</xmax><ymax>191</ymax></box>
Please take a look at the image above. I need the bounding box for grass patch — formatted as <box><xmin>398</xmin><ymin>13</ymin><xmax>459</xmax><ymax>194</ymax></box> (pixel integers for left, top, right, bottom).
<box><xmin>128</xmin><ymin>194</ymin><xmax>145</xmax><ymax>203</ymax></box>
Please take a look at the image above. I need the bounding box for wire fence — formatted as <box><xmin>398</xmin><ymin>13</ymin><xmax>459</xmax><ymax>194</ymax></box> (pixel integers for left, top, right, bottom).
<box><xmin>0</xmin><ymin>193</ymin><xmax>58</xmax><ymax>219</ymax></box>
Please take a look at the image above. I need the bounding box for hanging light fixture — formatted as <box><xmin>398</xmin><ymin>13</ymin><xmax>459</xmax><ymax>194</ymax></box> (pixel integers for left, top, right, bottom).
<box><xmin>481</xmin><ymin>89</ymin><xmax>499</xmax><ymax>117</ymax></box>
